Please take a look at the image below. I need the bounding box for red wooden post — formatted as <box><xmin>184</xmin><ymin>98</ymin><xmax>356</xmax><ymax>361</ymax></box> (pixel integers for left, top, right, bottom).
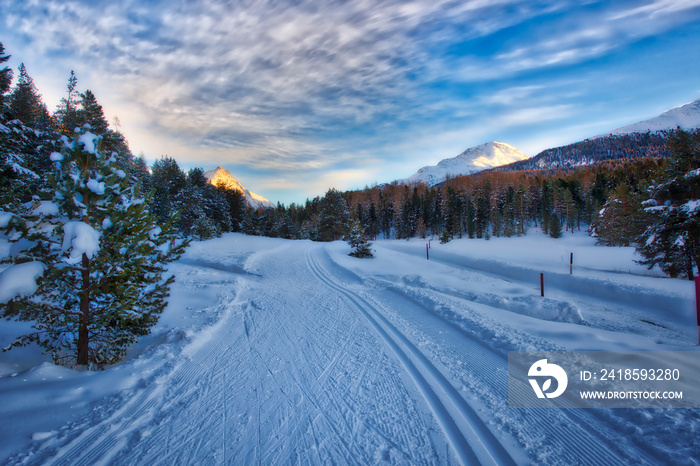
<box><xmin>695</xmin><ymin>277</ymin><xmax>700</xmax><ymax>345</ymax></box>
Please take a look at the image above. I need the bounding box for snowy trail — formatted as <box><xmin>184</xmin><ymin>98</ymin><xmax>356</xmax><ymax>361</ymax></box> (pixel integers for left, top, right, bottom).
<box><xmin>3</xmin><ymin>235</ymin><xmax>697</xmax><ymax>465</ymax></box>
<box><xmin>307</xmin><ymin>250</ymin><xmax>513</xmax><ymax>466</ymax></box>
<box><xmin>314</xmin><ymin>247</ymin><xmax>665</xmax><ymax>465</ymax></box>
<box><xmin>366</xmin><ymin>280</ymin><xmax>664</xmax><ymax>464</ymax></box>
<box><xmin>7</xmin><ymin>241</ymin><xmax>442</xmax><ymax>465</ymax></box>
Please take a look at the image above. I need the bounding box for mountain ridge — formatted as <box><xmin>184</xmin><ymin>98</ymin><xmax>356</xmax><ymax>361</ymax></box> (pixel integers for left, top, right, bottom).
<box><xmin>599</xmin><ymin>98</ymin><xmax>700</xmax><ymax>138</ymax></box>
<box><xmin>400</xmin><ymin>141</ymin><xmax>529</xmax><ymax>186</ymax></box>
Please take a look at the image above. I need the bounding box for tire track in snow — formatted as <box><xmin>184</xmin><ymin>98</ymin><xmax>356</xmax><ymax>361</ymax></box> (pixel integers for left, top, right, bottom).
<box><xmin>307</xmin><ymin>250</ymin><xmax>515</xmax><ymax>466</ymax></box>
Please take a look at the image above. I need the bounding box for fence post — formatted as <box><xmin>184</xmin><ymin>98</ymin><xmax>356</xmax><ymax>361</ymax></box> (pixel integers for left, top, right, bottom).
<box><xmin>426</xmin><ymin>243</ymin><xmax>429</xmax><ymax>260</ymax></box>
<box><xmin>540</xmin><ymin>273</ymin><xmax>544</xmax><ymax>297</ymax></box>
<box><xmin>570</xmin><ymin>252</ymin><xmax>573</xmax><ymax>275</ymax></box>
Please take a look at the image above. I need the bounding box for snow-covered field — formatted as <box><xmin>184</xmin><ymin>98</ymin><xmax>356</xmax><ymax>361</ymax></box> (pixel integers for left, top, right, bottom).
<box><xmin>0</xmin><ymin>231</ymin><xmax>698</xmax><ymax>465</ymax></box>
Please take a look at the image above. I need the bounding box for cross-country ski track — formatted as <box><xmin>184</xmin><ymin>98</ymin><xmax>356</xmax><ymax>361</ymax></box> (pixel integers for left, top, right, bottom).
<box><xmin>2</xmin><ymin>234</ymin><xmax>697</xmax><ymax>465</ymax></box>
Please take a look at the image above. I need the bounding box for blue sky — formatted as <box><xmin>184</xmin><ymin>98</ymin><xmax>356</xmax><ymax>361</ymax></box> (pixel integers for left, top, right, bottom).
<box><xmin>2</xmin><ymin>0</ymin><xmax>700</xmax><ymax>205</ymax></box>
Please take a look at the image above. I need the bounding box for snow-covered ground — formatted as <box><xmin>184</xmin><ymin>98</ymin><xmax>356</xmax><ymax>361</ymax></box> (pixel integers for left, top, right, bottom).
<box><xmin>0</xmin><ymin>231</ymin><xmax>698</xmax><ymax>465</ymax></box>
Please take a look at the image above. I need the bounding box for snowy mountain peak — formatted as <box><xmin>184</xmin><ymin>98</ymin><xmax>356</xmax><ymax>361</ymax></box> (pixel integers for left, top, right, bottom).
<box><xmin>403</xmin><ymin>141</ymin><xmax>529</xmax><ymax>186</ymax></box>
<box><xmin>204</xmin><ymin>166</ymin><xmax>274</xmax><ymax>209</ymax></box>
<box><xmin>604</xmin><ymin>98</ymin><xmax>700</xmax><ymax>137</ymax></box>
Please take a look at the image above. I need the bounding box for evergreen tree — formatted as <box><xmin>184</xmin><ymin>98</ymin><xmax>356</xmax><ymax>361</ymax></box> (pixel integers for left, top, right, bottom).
<box><xmin>637</xmin><ymin>129</ymin><xmax>700</xmax><ymax>279</ymax></box>
<box><xmin>548</xmin><ymin>211</ymin><xmax>562</xmax><ymax>238</ymax></box>
<box><xmin>1</xmin><ymin>126</ymin><xmax>187</xmax><ymax>368</ymax></box>
<box><xmin>76</xmin><ymin>90</ymin><xmax>109</xmax><ymax>135</ymax></box>
<box><xmin>347</xmin><ymin>217</ymin><xmax>374</xmax><ymax>258</ymax></box>
<box><xmin>54</xmin><ymin>71</ymin><xmax>80</xmax><ymax>136</ymax></box>
<box><xmin>150</xmin><ymin>156</ymin><xmax>187</xmax><ymax>224</ymax></box>
<box><xmin>592</xmin><ymin>183</ymin><xmax>644</xmax><ymax>246</ymax></box>
<box><xmin>318</xmin><ymin>188</ymin><xmax>349</xmax><ymax>241</ymax></box>
<box><xmin>0</xmin><ymin>59</ymin><xmax>58</xmax><ymax>210</ymax></box>
<box><xmin>8</xmin><ymin>63</ymin><xmax>51</xmax><ymax>129</ymax></box>
<box><xmin>0</xmin><ymin>42</ymin><xmax>12</xmax><ymax>107</ymax></box>
<box><xmin>175</xmin><ymin>182</ymin><xmax>206</xmax><ymax>236</ymax></box>
<box><xmin>0</xmin><ymin>115</ymin><xmax>57</xmax><ymax>209</ymax></box>
<box><xmin>217</xmin><ymin>186</ymin><xmax>245</xmax><ymax>232</ymax></box>
<box><xmin>475</xmin><ymin>196</ymin><xmax>489</xmax><ymax>239</ymax></box>
<box><xmin>241</xmin><ymin>207</ymin><xmax>261</xmax><ymax>236</ymax></box>
<box><xmin>465</xmin><ymin>197</ymin><xmax>476</xmax><ymax>238</ymax></box>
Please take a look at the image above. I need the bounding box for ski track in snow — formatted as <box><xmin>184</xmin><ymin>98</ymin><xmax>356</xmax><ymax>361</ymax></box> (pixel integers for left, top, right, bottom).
<box><xmin>6</xmin><ymin>242</ymin><xmax>441</xmax><ymax>465</ymax></box>
<box><xmin>3</xmin><ymin>237</ymin><xmax>696</xmax><ymax>465</ymax></box>
<box><xmin>310</xmin><ymin>248</ymin><xmax>666</xmax><ymax>465</ymax></box>
<box><xmin>307</xmin><ymin>250</ymin><xmax>513</xmax><ymax>465</ymax></box>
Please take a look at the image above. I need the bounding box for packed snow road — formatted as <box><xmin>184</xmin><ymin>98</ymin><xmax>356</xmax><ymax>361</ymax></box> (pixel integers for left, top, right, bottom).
<box><xmin>1</xmin><ymin>233</ymin><xmax>698</xmax><ymax>465</ymax></box>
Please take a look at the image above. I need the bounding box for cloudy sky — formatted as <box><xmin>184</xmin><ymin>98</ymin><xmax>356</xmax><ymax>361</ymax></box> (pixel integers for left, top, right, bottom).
<box><xmin>2</xmin><ymin>0</ymin><xmax>700</xmax><ymax>204</ymax></box>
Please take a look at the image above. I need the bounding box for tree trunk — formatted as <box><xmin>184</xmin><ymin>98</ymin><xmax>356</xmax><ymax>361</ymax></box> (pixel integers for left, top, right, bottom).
<box><xmin>77</xmin><ymin>252</ymin><xmax>91</xmax><ymax>366</ymax></box>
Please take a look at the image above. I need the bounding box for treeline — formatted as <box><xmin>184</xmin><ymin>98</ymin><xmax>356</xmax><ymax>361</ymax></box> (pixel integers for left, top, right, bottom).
<box><xmin>0</xmin><ymin>54</ymin><xmax>246</xmax><ymax>241</ymax></box>
<box><xmin>242</xmin><ymin>131</ymin><xmax>698</xmax><ymax>279</ymax></box>
<box><xmin>239</xmin><ymin>157</ymin><xmax>665</xmax><ymax>242</ymax></box>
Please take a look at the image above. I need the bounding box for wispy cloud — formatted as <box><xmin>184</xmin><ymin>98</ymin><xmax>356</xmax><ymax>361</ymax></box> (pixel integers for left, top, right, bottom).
<box><xmin>2</xmin><ymin>0</ymin><xmax>700</xmax><ymax>203</ymax></box>
<box><xmin>609</xmin><ymin>0</ymin><xmax>700</xmax><ymax>19</ymax></box>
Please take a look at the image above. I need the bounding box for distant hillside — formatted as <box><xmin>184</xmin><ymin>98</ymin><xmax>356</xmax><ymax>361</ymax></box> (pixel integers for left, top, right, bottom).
<box><xmin>489</xmin><ymin>132</ymin><xmax>670</xmax><ymax>173</ymax></box>
<box><xmin>479</xmin><ymin>98</ymin><xmax>700</xmax><ymax>174</ymax></box>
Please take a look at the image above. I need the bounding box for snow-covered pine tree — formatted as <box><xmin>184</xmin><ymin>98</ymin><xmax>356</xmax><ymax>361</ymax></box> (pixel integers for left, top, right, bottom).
<box><xmin>0</xmin><ymin>54</ymin><xmax>58</xmax><ymax>211</ymax></box>
<box><xmin>347</xmin><ymin>216</ymin><xmax>374</xmax><ymax>258</ymax></box>
<box><xmin>1</xmin><ymin>125</ymin><xmax>188</xmax><ymax>368</ymax></box>
<box><xmin>637</xmin><ymin>128</ymin><xmax>700</xmax><ymax>279</ymax></box>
